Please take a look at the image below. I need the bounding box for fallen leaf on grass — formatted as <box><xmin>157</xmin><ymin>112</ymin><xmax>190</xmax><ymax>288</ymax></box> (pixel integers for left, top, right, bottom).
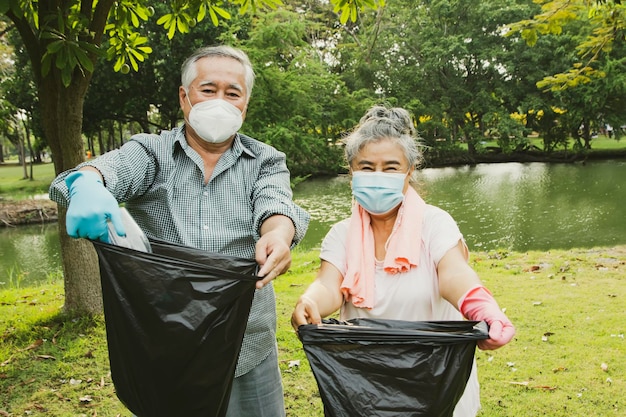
<box><xmin>22</xmin><ymin>339</ymin><xmax>43</xmax><ymax>351</ymax></box>
<box><xmin>52</xmin><ymin>329</ymin><xmax>62</xmax><ymax>345</ymax></box>
<box><xmin>601</xmin><ymin>363</ymin><xmax>609</xmax><ymax>372</ymax></box>
<box><xmin>509</xmin><ymin>381</ymin><xmax>557</xmax><ymax>390</ymax></box>
<box><xmin>0</xmin><ymin>410</ymin><xmax>10</xmax><ymax>416</ymax></box>
<box><xmin>35</xmin><ymin>355</ymin><xmax>56</xmax><ymax>360</ymax></box>
<box><xmin>552</xmin><ymin>366</ymin><xmax>567</xmax><ymax>373</ymax></box>
<box><xmin>79</xmin><ymin>395</ymin><xmax>93</xmax><ymax>403</ymax></box>
<box><xmin>524</xmin><ymin>265</ymin><xmax>541</xmax><ymax>272</ymax></box>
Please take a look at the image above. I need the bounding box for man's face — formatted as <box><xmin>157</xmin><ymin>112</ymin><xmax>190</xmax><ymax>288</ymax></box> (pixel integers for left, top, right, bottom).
<box><xmin>179</xmin><ymin>56</ymin><xmax>248</xmax><ymax>121</ymax></box>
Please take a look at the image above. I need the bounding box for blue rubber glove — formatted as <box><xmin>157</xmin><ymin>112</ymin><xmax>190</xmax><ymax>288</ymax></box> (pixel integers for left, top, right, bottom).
<box><xmin>64</xmin><ymin>170</ymin><xmax>126</xmax><ymax>243</ymax></box>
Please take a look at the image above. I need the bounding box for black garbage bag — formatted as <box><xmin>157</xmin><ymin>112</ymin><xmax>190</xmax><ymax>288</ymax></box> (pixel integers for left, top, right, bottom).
<box><xmin>298</xmin><ymin>318</ymin><xmax>489</xmax><ymax>417</ymax></box>
<box><xmin>92</xmin><ymin>238</ymin><xmax>259</xmax><ymax>417</ymax></box>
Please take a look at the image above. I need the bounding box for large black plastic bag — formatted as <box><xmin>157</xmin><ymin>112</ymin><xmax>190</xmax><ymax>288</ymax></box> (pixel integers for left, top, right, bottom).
<box><xmin>92</xmin><ymin>238</ymin><xmax>259</xmax><ymax>417</ymax></box>
<box><xmin>298</xmin><ymin>318</ymin><xmax>489</xmax><ymax>417</ymax></box>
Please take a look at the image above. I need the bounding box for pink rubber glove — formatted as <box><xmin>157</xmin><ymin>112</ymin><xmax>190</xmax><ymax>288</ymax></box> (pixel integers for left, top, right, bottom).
<box><xmin>459</xmin><ymin>286</ymin><xmax>515</xmax><ymax>350</ymax></box>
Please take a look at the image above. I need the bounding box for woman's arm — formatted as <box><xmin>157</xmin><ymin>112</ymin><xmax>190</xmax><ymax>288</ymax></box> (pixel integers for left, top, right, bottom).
<box><xmin>437</xmin><ymin>240</ymin><xmax>482</xmax><ymax>306</ymax></box>
<box><xmin>291</xmin><ymin>260</ymin><xmax>345</xmax><ymax>330</ymax></box>
<box><xmin>438</xmin><ymin>240</ymin><xmax>515</xmax><ymax>350</ymax></box>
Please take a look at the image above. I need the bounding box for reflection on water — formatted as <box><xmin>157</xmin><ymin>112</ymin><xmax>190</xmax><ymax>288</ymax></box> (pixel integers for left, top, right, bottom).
<box><xmin>294</xmin><ymin>160</ymin><xmax>626</xmax><ymax>252</ymax></box>
<box><xmin>2</xmin><ymin>160</ymin><xmax>625</xmax><ymax>288</ymax></box>
<box><xmin>0</xmin><ymin>222</ymin><xmax>61</xmax><ymax>288</ymax></box>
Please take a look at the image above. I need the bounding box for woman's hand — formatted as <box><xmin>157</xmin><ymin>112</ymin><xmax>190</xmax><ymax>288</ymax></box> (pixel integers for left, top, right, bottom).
<box><xmin>291</xmin><ymin>296</ymin><xmax>322</xmax><ymax>331</ymax></box>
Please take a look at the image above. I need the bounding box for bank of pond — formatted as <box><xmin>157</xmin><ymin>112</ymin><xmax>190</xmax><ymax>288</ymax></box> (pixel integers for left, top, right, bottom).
<box><xmin>1</xmin><ymin>160</ymin><xmax>625</xmax><ymax>288</ymax></box>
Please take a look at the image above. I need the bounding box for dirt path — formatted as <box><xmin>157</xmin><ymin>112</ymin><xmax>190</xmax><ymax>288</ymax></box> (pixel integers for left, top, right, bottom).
<box><xmin>0</xmin><ymin>198</ymin><xmax>58</xmax><ymax>226</ymax></box>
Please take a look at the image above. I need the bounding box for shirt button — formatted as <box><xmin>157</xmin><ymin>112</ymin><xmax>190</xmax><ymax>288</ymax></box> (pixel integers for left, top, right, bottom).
<box><xmin>203</xmin><ymin>225</ymin><xmax>209</xmax><ymax>230</ymax></box>
<box><xmin>203</xmin><ymin>191</ymin><xmax>209</xmax><ymax>196</ymax></box>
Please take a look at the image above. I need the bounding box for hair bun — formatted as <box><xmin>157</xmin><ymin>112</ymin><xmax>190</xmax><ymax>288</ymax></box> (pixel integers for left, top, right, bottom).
<box><xmin>359</xmin><ymin>105</ymin><xmax>415</xmax><ymax>137</ymax></box>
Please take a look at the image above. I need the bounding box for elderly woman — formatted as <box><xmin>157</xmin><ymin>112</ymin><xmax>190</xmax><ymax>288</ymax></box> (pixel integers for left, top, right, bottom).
<box><xmin>291</xmin><ymin>105</ymin><xmax>515</xmax><ymax>416</ymax></box>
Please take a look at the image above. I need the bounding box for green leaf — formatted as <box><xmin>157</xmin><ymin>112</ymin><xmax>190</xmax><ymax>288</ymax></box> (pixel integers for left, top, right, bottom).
<box><xmin>61</xmin><ymin>67</ymin><xmax>72</xmax><ymax>87</ymax></box>
<box><xmin>41</xmin><ymin>53</ymin><xmax>52</xmax><ymax>77</ymax></box>
<box><xmin>75</xmin><ymin>49</ymin><xmax>94</xmax><ymax>73</ymax></box>
<box><xmin>56</xmin><ymin>47</ymin><xmax>69</xmax><ymax>69</ymax></box>
<box><xmin>212</xmin><ymin>5</ymin><xmax>231</xmax><ymax>19</ymax></box>
<box><xmin>176</xmin><ymin>16</ymin><xmax>189</xmax><ymax>33</ymax></box>
<box><xmin>209</xmin><ymin>7</ymin><xmax>219</xmax><ymax>26</ymax></box>
<box><xmin>197</xmin><ymin>3</ymin><xmax>206</xmax><ymax>21</ymax></box>
<box><xmin>128</xmin><ymin>54</ymin><xmax>139</xmax><ymax>72</ymax></box>
<box><xmin>113</xmin><ymin>57</ymin><xmax>124</xmax><ymax>72</ymax></box>
<box><xmin>78</xmin><ymin>41</ymin><xmax>102</xmax><ymax>56</ymax></box>
<box><xmin>46</xmin><ymin>40</ymin><xmax>65</xmax><ymax>54</ymax></box>
<box><xmin>129</xmin><ymin>48</ymin><xmax>145</xmax><ymax>62</ymax></box>
<box><xmin>239</xmin><ymin>0</ymin><xmax>250</xmax><ymax>15</ymax></box>
<box><xmin>156</xmin><ymin>14</ymin><xmax>173</xmax><ymax>26</ymax></box>
<box><xmin>133</xmin><ymin>6</ymin><xmax>150</xmax><ymax>20</ymax></box>
<box><xmin>339</xmin><ymin>4</ymin><xmax>350</xmax><ymax>24</ymax></box>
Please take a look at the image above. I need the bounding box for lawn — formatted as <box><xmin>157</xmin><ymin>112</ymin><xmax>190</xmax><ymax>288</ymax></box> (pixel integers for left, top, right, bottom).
<box><xmin>0</xmin><ymin>162</ymin><xmax>56</xmax><ymax>199</ymax></box>
<box><xmin>1</xmin><ymin>246</ymin><xmax>624</xmax><ymax>416</ymax></box>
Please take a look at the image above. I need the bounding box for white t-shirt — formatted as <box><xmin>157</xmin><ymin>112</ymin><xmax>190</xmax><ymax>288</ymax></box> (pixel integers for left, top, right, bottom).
<box><xmin>320</xmin><ymin>204</ymin><xmax>481</xmax><ymax>417</ymax></box>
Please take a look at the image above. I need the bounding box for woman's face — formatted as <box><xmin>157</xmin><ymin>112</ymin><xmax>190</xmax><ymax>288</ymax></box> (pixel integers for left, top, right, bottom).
<box><xmin>350</xmin><ymin>138</ymin><xmax>414</xmax><ymax>191</ymax></box>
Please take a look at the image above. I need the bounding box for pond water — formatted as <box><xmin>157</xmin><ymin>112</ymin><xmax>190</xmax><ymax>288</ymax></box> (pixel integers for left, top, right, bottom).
<box><xmin>294</xmin><ymin>160</ymin><xmax>626</xmax><ymax>251</ymax></box>
<box><xmin>1</xmin><ymin>160</ymin><xmax>624</xmax><ymax>288</ymax></box>
<box><xmin>0</xmin><ymin>222</ymin><xmax>62</xmax><ymax>288</ymax></box>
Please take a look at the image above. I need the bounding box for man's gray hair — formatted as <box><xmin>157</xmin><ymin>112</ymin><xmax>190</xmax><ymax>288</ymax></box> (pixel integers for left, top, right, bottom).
<box><xmin>181</xmin><ymin>45</ymin><xmax>255</xmax><ymax>101</ymax></box>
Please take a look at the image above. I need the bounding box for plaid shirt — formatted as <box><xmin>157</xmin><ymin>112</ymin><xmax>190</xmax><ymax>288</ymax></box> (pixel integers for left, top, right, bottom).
<box><xmin>50</xmin><ymin>126</ymin><xmax>310</xmax><ymax>377</ymax></box>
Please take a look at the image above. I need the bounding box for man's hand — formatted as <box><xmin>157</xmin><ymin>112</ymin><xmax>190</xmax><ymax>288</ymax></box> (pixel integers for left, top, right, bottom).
<box><xmin>65</xmin><ymin>170</ymin><xmax>125</xmax><ymax>243</ymax></box>
<box><xmin>255</xmin><ymin>231</ymin><xmax>292</xmax><ymax>289</ymax></box>
<box><xmin>255</xmin><ymin>215</ymin><xmax>296</xmax><ymax>289</ymax></box>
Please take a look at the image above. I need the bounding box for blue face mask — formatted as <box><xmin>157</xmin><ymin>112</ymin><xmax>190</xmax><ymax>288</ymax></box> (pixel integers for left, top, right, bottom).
<box><xmin>351</xmin><ymin>171</ymin><xmax>407</xmax><ymax>214</ymax></box>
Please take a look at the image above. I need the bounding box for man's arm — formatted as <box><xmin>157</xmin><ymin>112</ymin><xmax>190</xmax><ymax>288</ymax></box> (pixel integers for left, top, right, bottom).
<box><xmin>254</xmin><ymin>214</ymin><xmax>296</xmax><ymax>289</ymax></box>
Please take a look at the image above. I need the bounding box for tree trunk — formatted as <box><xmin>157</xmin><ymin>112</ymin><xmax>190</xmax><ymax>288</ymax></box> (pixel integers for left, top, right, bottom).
<box><xmin>24</xmin><ymin>121</ymin><xmax>34</xmax><ymax>181</ymax></box>
<box><xmin>41</xmin><ymin>73</ymin><xmax>103</xmax><ymax>315</ymax></box>
<box><xmin>18</xmin><ymin>135</ymin><xmax>28</xmax><ymax>179</ymax></box>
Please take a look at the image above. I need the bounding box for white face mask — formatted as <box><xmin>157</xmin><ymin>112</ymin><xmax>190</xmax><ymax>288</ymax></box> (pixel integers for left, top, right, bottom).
<box><xmin>186</xmin><ymin>96</ymin><xmax>243</xmax><ymax>144</ymax></box>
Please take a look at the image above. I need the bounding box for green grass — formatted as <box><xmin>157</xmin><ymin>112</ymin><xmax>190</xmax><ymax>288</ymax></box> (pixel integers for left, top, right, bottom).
<box><xmin>585</xmin><ymin>134</ymin><xmax>625</xmax><ymax>150</ymax></box>
<box><xmin>0</xmin><ymin>162</ymin><xmax>56</xmax><ymax>200</ymax></box>
<box><xmin>478</xmin><ymin>134</ymin><xmax>626</xmax><ymax>152</ymax></box>
<box><xmin>1</xmin><ymin>246</ymin><xmax>624</xmax><ymax>416</ymax></box>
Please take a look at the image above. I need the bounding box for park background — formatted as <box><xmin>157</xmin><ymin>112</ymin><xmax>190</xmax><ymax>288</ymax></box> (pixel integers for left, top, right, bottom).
<box><xmin>1</xmin><ymin>0</ymin><xmax>625</xmax><ymax>416</ymax></box>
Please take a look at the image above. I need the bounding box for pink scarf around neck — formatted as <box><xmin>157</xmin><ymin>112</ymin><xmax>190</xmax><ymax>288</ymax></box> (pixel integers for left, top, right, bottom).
<box><xmin>341</xmin><ymin>187</ymin><xmax>426</xmax><ymax>309</ymax></box>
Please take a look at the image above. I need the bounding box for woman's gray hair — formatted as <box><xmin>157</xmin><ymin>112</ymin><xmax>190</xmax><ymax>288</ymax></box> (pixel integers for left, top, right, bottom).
<box><xmin>343</xmin><ymin>105</ymin><xmax>424</xmax><ymax>172</ymax></box>
<box><xmin>181</xmin><ymin>45</ymin><xmax>255</xmax><ymax>101</ymax></box>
